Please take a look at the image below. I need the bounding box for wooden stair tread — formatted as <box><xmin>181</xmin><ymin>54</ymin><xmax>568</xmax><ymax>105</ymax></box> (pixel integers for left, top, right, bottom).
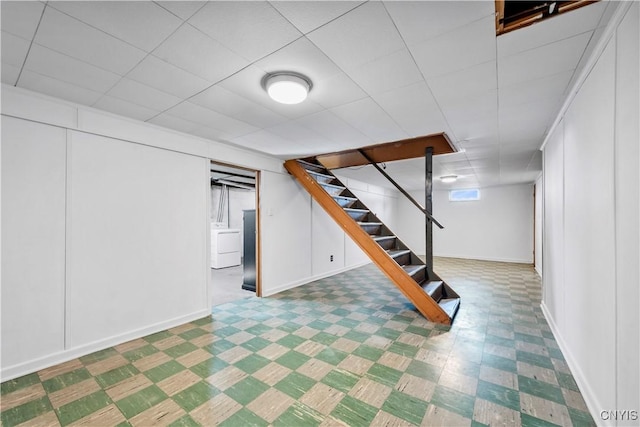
<box><xmin>306</xmin><ymin>170</ymin><xmax>335</xmax><ymax>181</ymax></box>
<box><xmin>320</xmin><ymin>182</ymin><xmax>346</xmax><ymax>190</ymax></box>
<box><xmin>387</xmin><ymin>249</ymin><xmax>411</xmax><ymax>258</ymax></box>
<box><xmin>439</xmin><ymin>298</ymin><xmax>461</xmax><ymax>319</ymax></box>
<box><xmin>403</xmin><ymin>265</ymin><xmax>426</xmax><ymax>276</ymax></box>
<box><xmin>373</xmin><ymin>235</ymin><xmax>396</xmax><ymax>242</ymax></box>
<box><xmin>421</xmin><ymin>280</ymin><xmax>443</xmax><ymax>297</ymax></box>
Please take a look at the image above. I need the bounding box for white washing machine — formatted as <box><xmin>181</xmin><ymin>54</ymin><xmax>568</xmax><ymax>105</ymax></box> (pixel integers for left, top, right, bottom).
<box><xmin>211</xmin><ymin>228</ymin><xmax>241</xmax><ymax>269</ymax></box>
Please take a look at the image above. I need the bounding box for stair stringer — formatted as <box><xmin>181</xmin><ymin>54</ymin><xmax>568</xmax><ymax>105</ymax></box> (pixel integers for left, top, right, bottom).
<box><xmin>284</xmin><ymin>159</ymin><xmax>451</xmax><ymax>325</ymax></box>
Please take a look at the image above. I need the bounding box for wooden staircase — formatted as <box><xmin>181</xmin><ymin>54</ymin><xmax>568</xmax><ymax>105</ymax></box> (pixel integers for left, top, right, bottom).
<box><xmin>284</xmin><ymin>158</ymin><xmax>460</xmax><ymax>325</ymax></box>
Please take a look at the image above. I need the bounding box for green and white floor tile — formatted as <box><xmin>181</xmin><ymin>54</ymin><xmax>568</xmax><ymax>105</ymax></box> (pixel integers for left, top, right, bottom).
<box><xmin>1</xmin><ymin>258</ymin><xmax>595</xmax><ymax>426</ymax></box>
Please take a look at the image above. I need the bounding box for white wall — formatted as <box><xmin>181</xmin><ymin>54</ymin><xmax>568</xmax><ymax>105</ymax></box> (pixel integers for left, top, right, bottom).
<box><xmin>261</xmin><ymin>174</ymin><xmax>397</xmax><ymax>296</ymax></box>
<box><xmin>534</xmin><ymin>175</ymin><xmax>543</xmax><ymax>276</ymax></box>
<box><xmin>2</xmin><ymin>118</ymin><xmax>67</xmax><ymax>369</ymax></box>
<box><xmin>66</xmin><ymin>131</ymin><xmax>209</xmax><ymax>349</ymax></box>
<box><xmin>541</xmin><ymin>3</ymin><xmax>639</xmax><ymax>424</ymax></box>
<box><xmin>0</xmin><ymin>85</ymin><xmax>387</xmax><ymax>379</ymax></box>
<box><xmin>394</xmin><ymin>184</ymin><xmax>534</xmax><ymax>263</ymax></box>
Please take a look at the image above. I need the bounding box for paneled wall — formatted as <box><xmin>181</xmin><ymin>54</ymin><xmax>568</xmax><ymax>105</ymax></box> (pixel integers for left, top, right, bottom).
<box><xmin>2</xmin><ymin>118</ymin><xmax>67</xmax><ymax>369</ymax></box>
<box><xmin>0</xmin><ymin>85</ymin><xmax>382</xmax><ymax>379</ymax></box>
<box><xmin>541</xmin><ymin>3</ymin><xmax>639</xmax><ymax>423</ymax></box>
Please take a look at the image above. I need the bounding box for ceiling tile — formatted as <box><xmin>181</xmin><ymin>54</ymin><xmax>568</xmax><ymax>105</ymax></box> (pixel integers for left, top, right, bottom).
<box><xmin>106</xmin><ymin>78</ymin><xmax>182</xmax><ymax>112</ymax></box>
<box><xmin>266</xmin><ymin>121</ymin><xmax>329</xmax><ymax>148</ymax></box>
<box><xmin>331</xmin><ymin>97</ymin><xmax>408</xmax><ymax>143</ymax></box>
<box><xmin>148</xmin><ymin>112</ymin><xmax>199</xmax><ymax>134</ymax></box>
<box><xmin>499</xmin><ymin>69</ymin><xmax>574</xmax><ymax>109</ymax></box>
<box><xmin>307</xmin><ymin>1</ymin><xmax>405</xmax><ymax>69</ymax></box>
<box><xmin>372</xmin><ymin>81</ymin><xmax>447</xmax><ymax>137</ymax></box>
<box><xmin>48</xmin><ymin>1</ymin><xmax>182</xmax><ymax>52</ymax></box>
<box><xmin>24</xmin><ymin>44</ymin><xmax>121</xmax><ymax>93</ymax></box>
<box><xmin>255</xmin><ymin>37</ymin><xmax>341</xmax><ymax>81</ymax></box>
<box><xmin>126</xmin><ymin>55</ymin><xmax>211</xmax><ymax>99</ymax></box>
<box><xmin>427</xmin><ymin>60</ymin><xmax>497</xmax><ymax>104</ymax></box>
<box><xmin>152</xmin><ymin>24</ymin><xmax>249</xmax><ymax>82</ymax></box>
<box><xmin>155</xmin><ymin>1</ymin><xmax>206</xmax><ymax>21</ymax></box>
<box><xmin>19</xmin><ymin>70</ymin><xmax>103</xmax><ymax>106</ymax></box>
<box><xmin>188</xmin><ymin>1</ymin><xmax>301</xmax><ymax>62</ymax></box>
<box><xmin>312</xmin><ymin>72</ymin><xmax>368</xmax><ymax>109</ymax></box>
<box><xmin>497</xmin><ymin>32</ymin><xmax>592</xmax><ymax>88</ymax></box>
<box><xmin>497</xmin><ymin>2</ymin><xmax>606</xmax><ymax>58</ymax></box>
<box><xmin>190</xmin><ymin>85</ymin><xmax>288</xmax><ymax>129</ymax></box>
<box><xmin>1</xmin><ymin>1</ymin><xmax>44</xmax><ymax>40</ymax></box>
<box><xmin>270</xmin><ymin>1</ymin><xmax>364</xmax><ymax>34</ymax></box>
<box><xmin>412</xmin><ymin>15</ymin><xmax>496</xmax><ymax>78</ymax></box>
<box><xmin>385</xmin><ymin>0</ymin><xmax>494</xmax><ymax>46</ymax></box>
<box><xmin>441</xmin><ymin>90</ymin><xmax>498</xmax><ymax>123</ymax></box>
<box><xmin>234</xmin><ymin>130</ymin><xmax>317</xmax><ymax>157</ymax></box>
<box><xmin>92</xmin><ymin>95</ymin><xmax>161</xmax><ymax>121</ymax></box>
<box><xmin>499</xmin><ymin>97</ymin><xmax>558</xmax><ymax>144</ymax></box>
<box><xmin>35</xmin><ymin>7</ymin><xmax>146</xmax><ymax>75</ymax></box>
<box><xmin>295</xmin><ymin>110</ymin><xmax>371</xmax><ymax>148</ymax></box>
<box><xmin>450</xmin><ymin>118</ymin><xmax>499</xmax><ymax>143</ymax></box>
<box><xmin>2</xmin><ymin>31</ymin><xmax>30</xmax><ymax>67</ymax></box>
<box><xmin>345</xmin><ymin>48</ymin><xmax>424</xmax><ymax>95</ymax></box>
<box><xmin>165</xmin><ymin>102</ymin><xmax>258</xmax><ymax>138</ymax></box>
<box><xmin>2</xmin><ymin>64</ymin><xmax>20</xmax><ymax>86</ymax></box>
<box><xmin>468</xmin><ymin>157</ymin><xmax>500</xmax><ymax>169</ymax></box>
<box><xmin>460</xmin><ymin>135</ymin><xmax>500</xmax><ymax>149</ymax></box>
<box><xmin>190</xmin><ymin>126</ymin><xmax>236</xmax><ymax>143</ymax></box>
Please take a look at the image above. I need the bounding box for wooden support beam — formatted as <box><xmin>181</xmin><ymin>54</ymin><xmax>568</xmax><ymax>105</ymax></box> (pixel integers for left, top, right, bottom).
<box><xmin>309</xmin><ymin>133</ymin><xmax>456</xmax><ymax>170</ymax></box>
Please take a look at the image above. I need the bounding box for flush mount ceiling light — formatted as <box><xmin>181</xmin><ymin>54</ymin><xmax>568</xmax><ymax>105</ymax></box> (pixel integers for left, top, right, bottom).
<box><xmin>440</xmin><ymin>175</ymin><xmax>458</xmax><ymax>183</ymax></box>
<box><xmin>263</xmin><ymin>72</ymin><xmax>312</xmax><ymax>105</ymax></box>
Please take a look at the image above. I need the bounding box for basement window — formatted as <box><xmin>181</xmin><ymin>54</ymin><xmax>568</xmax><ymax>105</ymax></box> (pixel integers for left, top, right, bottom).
<box><xmin>449</xmin><ymin>189</ymin><xmax>480</xmax><ymax>202</ymax></box>
<box><xmin>496</xmin><ymin>1</ymin><xmax>598</xmax><ymax>35</ymax></box>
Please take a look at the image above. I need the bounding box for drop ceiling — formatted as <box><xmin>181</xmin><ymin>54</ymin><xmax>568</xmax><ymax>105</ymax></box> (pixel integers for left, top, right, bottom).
<box><xmin>1</xmin><ymin>1</ymin><xmax>614</xmax><ymax>190</ymax></box>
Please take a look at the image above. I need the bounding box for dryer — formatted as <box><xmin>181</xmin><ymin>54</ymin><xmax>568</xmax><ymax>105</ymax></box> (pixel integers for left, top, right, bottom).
<box><xmin>211</xmin><ymin>228</ymin><xmax>241</xmax><ymax>269</ymax></box>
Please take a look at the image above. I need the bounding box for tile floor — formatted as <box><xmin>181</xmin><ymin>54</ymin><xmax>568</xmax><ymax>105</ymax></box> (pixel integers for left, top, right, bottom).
<box><xmin>1</xmin><ymin>258</ymin><xmax>594</xmax><ymax>426</ymax></box>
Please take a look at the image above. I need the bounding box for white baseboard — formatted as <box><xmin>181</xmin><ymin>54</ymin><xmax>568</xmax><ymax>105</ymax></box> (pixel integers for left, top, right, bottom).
<box><xmin>262</xmin><ymin>261</ymin><xmax>371</xmax><ymax>297</ymax></box>
<box><xmin>432</xmin><ymin>254</ymin><xmax>534</xmax><ymax>264</ymax></box>
<box><xmin>540</xmin><ymin>302</ymin><xmax>606</xmax><ymax>426</ymax></box>
<box><xmin>1</xmin><ymin>308</ymin><xmax>210</xmax><ymax>382</ymax></box>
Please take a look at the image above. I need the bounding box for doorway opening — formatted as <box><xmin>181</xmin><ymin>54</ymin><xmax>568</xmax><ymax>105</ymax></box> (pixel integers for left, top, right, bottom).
<box><xmin>210</xmin><ymin>161</ymin><xmax>260</xmax><ymax>307</ymax></box>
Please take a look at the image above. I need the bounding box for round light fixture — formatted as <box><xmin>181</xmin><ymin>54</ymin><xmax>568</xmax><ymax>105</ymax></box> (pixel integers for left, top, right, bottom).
<box><xmin>264</xmin><ymin>72</ymin><xmax>312</xmax><ymax>105</ymax></box>
<box><xmin>440</xmin><ymin>175</ymin><xmax>458</xmax><ymax>183</ymax></box>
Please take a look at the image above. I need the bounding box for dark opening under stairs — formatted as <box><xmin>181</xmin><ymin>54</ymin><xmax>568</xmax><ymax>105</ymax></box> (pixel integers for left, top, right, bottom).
<box><xmin>284</xmin><ymin>158</ymin><xmax>460</xmax><ymax>325</ymax></box>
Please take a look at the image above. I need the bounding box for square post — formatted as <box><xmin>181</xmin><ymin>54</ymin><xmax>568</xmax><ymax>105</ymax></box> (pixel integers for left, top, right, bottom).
<box><xmin>425</xmin><ymin>147</ymin><xmax>433</xmax><ymax>277</ymax></box>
